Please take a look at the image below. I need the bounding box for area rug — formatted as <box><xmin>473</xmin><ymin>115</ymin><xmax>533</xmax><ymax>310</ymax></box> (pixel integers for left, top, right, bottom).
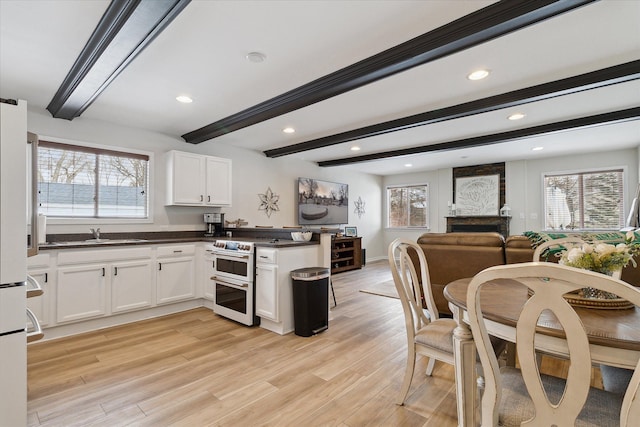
<box><xmin>359</xmin><ymin>280</ymin><xmax>399</xmax><ymax>299</ymax></box>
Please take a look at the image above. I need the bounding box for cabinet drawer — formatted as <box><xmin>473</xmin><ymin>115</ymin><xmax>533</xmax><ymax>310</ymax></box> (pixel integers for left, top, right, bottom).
<box><xmin>27</xmin><ymin>253</ymin><xmax>51</xmax><ymax>269</ymax></box>
<box><xmin>58</xmin><ymin>247</ymin><xmax>152</xmax><ymax>265</ymax></box>
<box><xmin>156</xmin><ymin>244</ymin><xmax>195</xmax><ymax>258</ymax></box>
<box><xmin>256</xmin><ymin>248</ymin><xmax>277</xmax><ymax>264</ymax></box>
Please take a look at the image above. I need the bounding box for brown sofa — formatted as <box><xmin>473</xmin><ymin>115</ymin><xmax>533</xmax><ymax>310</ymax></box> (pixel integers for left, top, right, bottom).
<box><xmin>414</xmin><ymin>232</ymin><xmax>506</xmax><ymax>316</ymax></box>
<box><xmin>414</xmin><ymin>232</ymin><xmax>640</xmax><ymax>317</ymax></box>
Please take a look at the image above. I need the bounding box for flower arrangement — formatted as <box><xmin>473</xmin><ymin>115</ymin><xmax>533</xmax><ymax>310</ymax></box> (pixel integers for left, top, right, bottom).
<box><xmin>559</xmin><ymin>231</ymin><xmax>640</xmax><ymax>275</ymax></box>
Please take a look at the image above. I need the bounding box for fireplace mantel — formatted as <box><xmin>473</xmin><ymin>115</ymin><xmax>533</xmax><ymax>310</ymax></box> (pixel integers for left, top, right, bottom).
<box><xmin>446</xmin><ymin>216</ymin><xmax>511</xmax><ymax>237</ymax></box>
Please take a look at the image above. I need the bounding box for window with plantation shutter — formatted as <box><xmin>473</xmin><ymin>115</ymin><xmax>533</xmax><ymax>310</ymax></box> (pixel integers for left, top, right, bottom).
<box><xmin>387</xmin><ymin>184</ymin><xmax>429</xmax><ymax>228</ymax></box>
<box><xmin>543</xmin><ymin>168</ymin><xmax>624</xmax><ymax>231</ymax></box>
<box><xmin>38</xmin><ymin>141</ymin><xmax>149</xmax><ymax>219</ymax></box>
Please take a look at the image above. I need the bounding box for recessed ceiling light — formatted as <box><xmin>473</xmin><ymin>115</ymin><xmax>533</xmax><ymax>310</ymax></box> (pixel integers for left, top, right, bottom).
<box><xmin>176</xmin><ymin>95</ymin><xmax>192</xmax><ymax>103</ymax></box>
<box><xmin>508</xmin><ymin>112</ymin><xmax>526</xmax><ymax>121</ymax></box>
<box><xmin>532</xmin><ymin>146</ymin><xmax>544</xmax><ymax>151</ymax></box>
<box><xmin>282</xmin><ymin>127</ymin><xmax>295</xmax><ymax>134</ymax></box>
<box><xmin>404</xmin><ymin>163</ymin><xmax>413</xmax><ymax>168</ymax></box>
<box><xmin>467</xmin><ymin>69</ymin><xmax>490</xmax><ymax>81</ymax></box>
<box><xmin>246</xmin><ymin>51</ymin><xmax>266</xmax><ymax>63</ymax></box>
<box><xmin>350</xmin><ymin>146</ymin><xmax>361</xmax><ymax>151</ymax></box>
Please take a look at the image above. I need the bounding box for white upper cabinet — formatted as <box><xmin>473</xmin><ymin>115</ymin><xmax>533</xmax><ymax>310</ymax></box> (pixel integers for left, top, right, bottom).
<box><xmin>205</xmin><ymin>156</ymin><xmax>232</xmax><ymax>205</ymax></box>
<box><xmin>166</xmin><ymin>150</ymin><xmax>232</xmax><ymax>206</ymax></box>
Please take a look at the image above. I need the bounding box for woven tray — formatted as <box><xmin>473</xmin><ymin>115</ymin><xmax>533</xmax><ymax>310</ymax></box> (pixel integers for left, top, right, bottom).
<box><xmin>563</xmin><ymin>291</ymin><xmax>634</xmax><ymax>310</ymax></box>
<box><xmin>527</xmin><ymin>289</ymin><xmax>634</xmax><ymax>310</ymax></box>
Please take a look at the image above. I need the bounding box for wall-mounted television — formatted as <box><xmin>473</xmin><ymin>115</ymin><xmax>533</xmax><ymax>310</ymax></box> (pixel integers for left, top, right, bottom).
<box><xmin>297</xmin><ymin>177</ymin><xmax>348</xmax><ymax>225</ymax></box>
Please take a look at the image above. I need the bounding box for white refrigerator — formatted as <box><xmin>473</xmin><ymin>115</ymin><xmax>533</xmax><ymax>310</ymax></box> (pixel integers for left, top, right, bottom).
<box><xmin>0</xmin><ymin>99</ymin><xmax>29</xmax><ymax>426</ymax></box>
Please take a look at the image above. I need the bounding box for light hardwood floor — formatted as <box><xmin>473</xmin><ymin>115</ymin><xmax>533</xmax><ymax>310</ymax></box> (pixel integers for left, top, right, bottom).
<box><xmin>26</xmin><ymin>259</ymin><xmax>595</xmax><ymax>427</ymax></box>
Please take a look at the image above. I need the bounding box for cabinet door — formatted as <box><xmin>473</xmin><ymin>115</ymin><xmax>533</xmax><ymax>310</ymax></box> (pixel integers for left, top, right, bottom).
<box><xmin>205</xmin><ymin>156</ymin><xmax>232</xmax><ymax>206</ymax></box>
<box><xmin>203</xmin><ymin>257</ymin><xmax>215</xmax><ymax>301</ymax></box>
<box><xmin>156</xmin><ymin>257</ymin><xmax>195</xmax><ymax>304</ymax></box>
<box><xmin>57</xmin><ymin>264</ymin><xmax>107</xmax><ymax>323</ymax></box>
<box><xmin>111</xmin><ymin>260</ymin><xmax>153</xmax><ymax>313</ymax></box>
<box><xmin>170</xmin><ymin>151</ymin><xmax>205</xmax><ymax>205</ymax></box>
<box><xmin>27</xmin><ymin>270</ymin><xmax>51</xmax><ymax>327</ymax></box>
<box><xmin>255</xmin><ymin>263</ymin><xmax>278</xmax><ymax>321</ymax></box>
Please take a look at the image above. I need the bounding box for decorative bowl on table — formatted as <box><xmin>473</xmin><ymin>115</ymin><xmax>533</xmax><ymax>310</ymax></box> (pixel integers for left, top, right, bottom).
<box><xmin>291</xmin><ymin>231</ymin><xmax>312</xmax><ymax>241</ymax></box>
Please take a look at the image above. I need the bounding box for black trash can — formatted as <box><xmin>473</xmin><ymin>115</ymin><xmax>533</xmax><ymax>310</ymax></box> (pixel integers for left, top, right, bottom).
<box><xmin>291</xmin><ymin>267</ymin><xmax>330</xmax><ymax>337</ymax></box>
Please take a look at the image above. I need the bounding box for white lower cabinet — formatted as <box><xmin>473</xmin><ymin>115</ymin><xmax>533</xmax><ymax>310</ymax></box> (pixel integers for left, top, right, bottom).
<box><xmin>156</xmin><ymin>245</ymin><xmax>196</xmax><ymax>304</ymax></box>
<box><xmin>55</xmin><ymin>247</ymin><xmax>155</xmax><ymax>324</ymax></box>
<box><xmin>255</xmin><ymin>245</ymin><xmax>321</xmax><ymax>335</ymax></box>
<box><xmin>203</xmin><ymin>255</ymin><xmax>215</xmax><ymax>301</ymax></box>
<box><xmin>30</xmin><ymin>242</ymin><xmax>205</xmax><ymax>334</ymax></box>
<box><xmin>111</xmin><ymin>260</ymin><xmax>154</xmax><ymax>313</ymax></box>
<box><xmin>57</xmin><ymin>264</ymin><xmax>108</xmax><ymax>323</ymax></box>
<box><xmin>255</xmin><ymin>262</ymin><xmax>278</xmax><ymax>321</ymax></box>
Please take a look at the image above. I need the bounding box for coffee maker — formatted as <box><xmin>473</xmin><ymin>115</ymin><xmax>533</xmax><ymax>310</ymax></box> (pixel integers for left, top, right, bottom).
<box><xmin>204</xmin><ymin>213</ymin><xmax>225</xmax><ymax>237</ymax></box>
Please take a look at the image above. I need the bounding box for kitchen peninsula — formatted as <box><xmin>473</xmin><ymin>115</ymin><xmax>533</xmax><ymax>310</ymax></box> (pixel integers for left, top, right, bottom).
<box><xmin>33</xmin><ymin>228</ymin><xmax>332</xmax><ymax>340</ymax></box>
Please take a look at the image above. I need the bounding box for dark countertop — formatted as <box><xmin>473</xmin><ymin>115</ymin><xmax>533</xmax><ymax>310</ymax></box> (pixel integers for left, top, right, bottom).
<box><xmin>38</xmin><ymin>230</ymin><xmax>322</xmax><ymax>251</ymax></box>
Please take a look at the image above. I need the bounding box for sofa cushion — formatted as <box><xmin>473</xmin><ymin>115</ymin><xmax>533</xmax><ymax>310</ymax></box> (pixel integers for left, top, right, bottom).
<box><xmin>505</xmin><ymin>235</ymin><xmax>536</xmax><ymax>264</ymax></box>
<box><xmin>415</xmin><ymin>233</ymin><xmax>505</xmax><ymax>315</ymax></box>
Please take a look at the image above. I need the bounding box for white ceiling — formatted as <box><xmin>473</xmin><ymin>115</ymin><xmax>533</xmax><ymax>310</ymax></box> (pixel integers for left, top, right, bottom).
<box><xmin>1</xmin><ymin>0</ymin><xmax>639</xmax><ymax>176</ymax></box>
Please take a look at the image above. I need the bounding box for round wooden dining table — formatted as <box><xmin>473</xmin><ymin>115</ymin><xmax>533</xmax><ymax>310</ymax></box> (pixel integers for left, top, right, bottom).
<box><xmin>444</xmin><ymin>277</ymin><xmax>640</xmax><ymax>427</ymax></box>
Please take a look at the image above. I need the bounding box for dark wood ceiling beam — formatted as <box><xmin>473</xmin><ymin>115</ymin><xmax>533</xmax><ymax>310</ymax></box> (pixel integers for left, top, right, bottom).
<box><xmin>47</xmin><ymin>0</ymin><xmax>191</xmax><ymax>120</ymax></box>
<box><xmin>182</xmin><ymin>0</ymin><xmax>595</xmax><ymax>144</ymax></box>
<box><xmin>265</xmin><ymin>60</ymin><xmax>640</xmax><ymax>158</ymax></box>
<box><xmin>317</xmin><ymin>107</ymin><xmax>640</xmax><ymax>167</ymax></box>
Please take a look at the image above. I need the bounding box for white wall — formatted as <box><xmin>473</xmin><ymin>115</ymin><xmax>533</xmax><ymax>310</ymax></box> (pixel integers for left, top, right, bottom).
<box><xmin>27</xmin><ymin>107</ymin><xmax>384</xmax><ymax>257</ymax></box>
<box><xmin>383</xmin><ymin>147</ymin><xmax>640</xmax><ymax>250</ymax></box>
<box><xmin>25</xmin><ymin>106</ymin><xmax>640</xmax><ymax>262</ymax></box>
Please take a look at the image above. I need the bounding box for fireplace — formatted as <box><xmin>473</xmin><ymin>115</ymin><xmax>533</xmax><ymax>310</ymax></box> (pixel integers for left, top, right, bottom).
<box><xmin>446</xmin><ymin>216</ymin><xmax>510</xmax><ymax>237</ymax></box>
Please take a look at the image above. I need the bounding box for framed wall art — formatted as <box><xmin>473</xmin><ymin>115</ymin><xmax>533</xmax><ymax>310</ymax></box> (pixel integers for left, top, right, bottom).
<box><xmin>455</xmin><ymin>174</ymin><xmax>500</xmax><ymax>216</ymax></box>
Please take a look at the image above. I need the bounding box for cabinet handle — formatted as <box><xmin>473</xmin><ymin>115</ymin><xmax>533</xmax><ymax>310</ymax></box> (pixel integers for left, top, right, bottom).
<box><xmin>200</xmin><ymin>195</ymin><xmax>203</xmax><ymax>202</ymax></box>
<box><xmin>102</xmin><ymin>267</ymin><xmax>105</xmax><ymax>276</ymax></box>
<box><xmin>173</xmin><ymin>250</ymin><xmax>183</xmax><ymax>253</ymax></box>
<box><xmin>44</xmin><ymin>272</ymin><xmax>48</xmax><ymax>283</ymax></box>
<box><xmin>158</xmin><ymin>263</ymin><xmax>162</xmax><ymax>271</ymax></box>
<box><xmin>114</xmin><ymin>266</ymin><xmax>118</xmax><ymax>276</ymax></box>
<box><xmin>212</xmin><ymin>261</ymin><xmax>215</xmax><ymax>269</ymax></box>
<box><xmin>207</xmin><ymin>195</ymin><xmax>211</xmax><ymax>202</ymax></box>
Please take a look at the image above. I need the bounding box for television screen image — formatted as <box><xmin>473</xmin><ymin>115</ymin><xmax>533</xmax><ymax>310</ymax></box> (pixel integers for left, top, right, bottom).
<box><xmin>298</xmin><ymin>177</ymin><xmax>348</xmax><ymax>225</ymax></box>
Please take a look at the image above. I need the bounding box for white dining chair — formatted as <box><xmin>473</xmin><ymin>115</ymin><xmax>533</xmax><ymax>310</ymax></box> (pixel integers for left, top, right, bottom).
<box><xmin>467</xmin><ymin>262</ymin><xmax>640</xmax><ymax>426</ymax></box>
<box><xmin>532</xmin><ymin>236</ymin><xmax>586</xmax><ymax>263</ymax></box>
<box><xmin>388</xmin><ymin>238</ymin><xmax>456</xmax><ymax>405</ymax></box>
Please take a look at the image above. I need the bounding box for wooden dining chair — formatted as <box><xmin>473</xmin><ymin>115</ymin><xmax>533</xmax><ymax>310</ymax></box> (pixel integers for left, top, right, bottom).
<box><xmin>388</xmin><ymin>238</ymin><xmax>456</xmax><ymax>405</ymax></box>
<box><xmin>467</xmin><ymin>262</ymin><xmax>640</xmax><ymax>426</ymax></box>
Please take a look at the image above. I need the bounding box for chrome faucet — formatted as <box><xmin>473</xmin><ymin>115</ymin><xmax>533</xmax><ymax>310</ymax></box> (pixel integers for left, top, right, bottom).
<box><xmin>90</xmin><ymin>228</ymin><xmax>100</xmax><ymax>239</ymax></box>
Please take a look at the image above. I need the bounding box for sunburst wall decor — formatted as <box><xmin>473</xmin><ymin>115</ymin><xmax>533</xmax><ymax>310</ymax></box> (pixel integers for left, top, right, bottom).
<box><xmin>258</xmin><ymin>187</ymin><xmax>280</xmax><ymax>218</ymax></box>
<box><xmin>354</xmin><ymin>196</ymin><xmax>366</xmax><ymax>218</ymax></box>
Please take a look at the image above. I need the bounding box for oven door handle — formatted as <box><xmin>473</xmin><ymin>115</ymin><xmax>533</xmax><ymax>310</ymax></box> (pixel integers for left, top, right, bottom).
<box><xmin>211</xmin><ymin>276</ymin><xmax>249</xmax><ymax>289</ymax></box>
<box><xmin>214</xmin><ymin>252</ymin><xmax>250</xmax><ymax>259</ymax></box>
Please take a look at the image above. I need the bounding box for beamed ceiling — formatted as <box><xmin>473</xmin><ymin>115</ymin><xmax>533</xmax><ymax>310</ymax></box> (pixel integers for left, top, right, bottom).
<box><xmin>1</xmin><ymin>0</ymin><xmax>639</xmax><ymax>176</ymax></box>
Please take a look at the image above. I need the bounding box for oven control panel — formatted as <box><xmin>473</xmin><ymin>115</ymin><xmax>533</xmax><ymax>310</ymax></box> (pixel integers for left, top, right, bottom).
<box><xmin>213</xmin><ymin>240</ymin><xmax>253</xmax><ymax>253</ymax></box>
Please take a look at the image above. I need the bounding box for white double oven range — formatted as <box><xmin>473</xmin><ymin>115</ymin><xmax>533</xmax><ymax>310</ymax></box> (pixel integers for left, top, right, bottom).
<box><xmin>206</xmin><ymin>239</ymin><xmax>258</xmax><ymax>326</ymax></box>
